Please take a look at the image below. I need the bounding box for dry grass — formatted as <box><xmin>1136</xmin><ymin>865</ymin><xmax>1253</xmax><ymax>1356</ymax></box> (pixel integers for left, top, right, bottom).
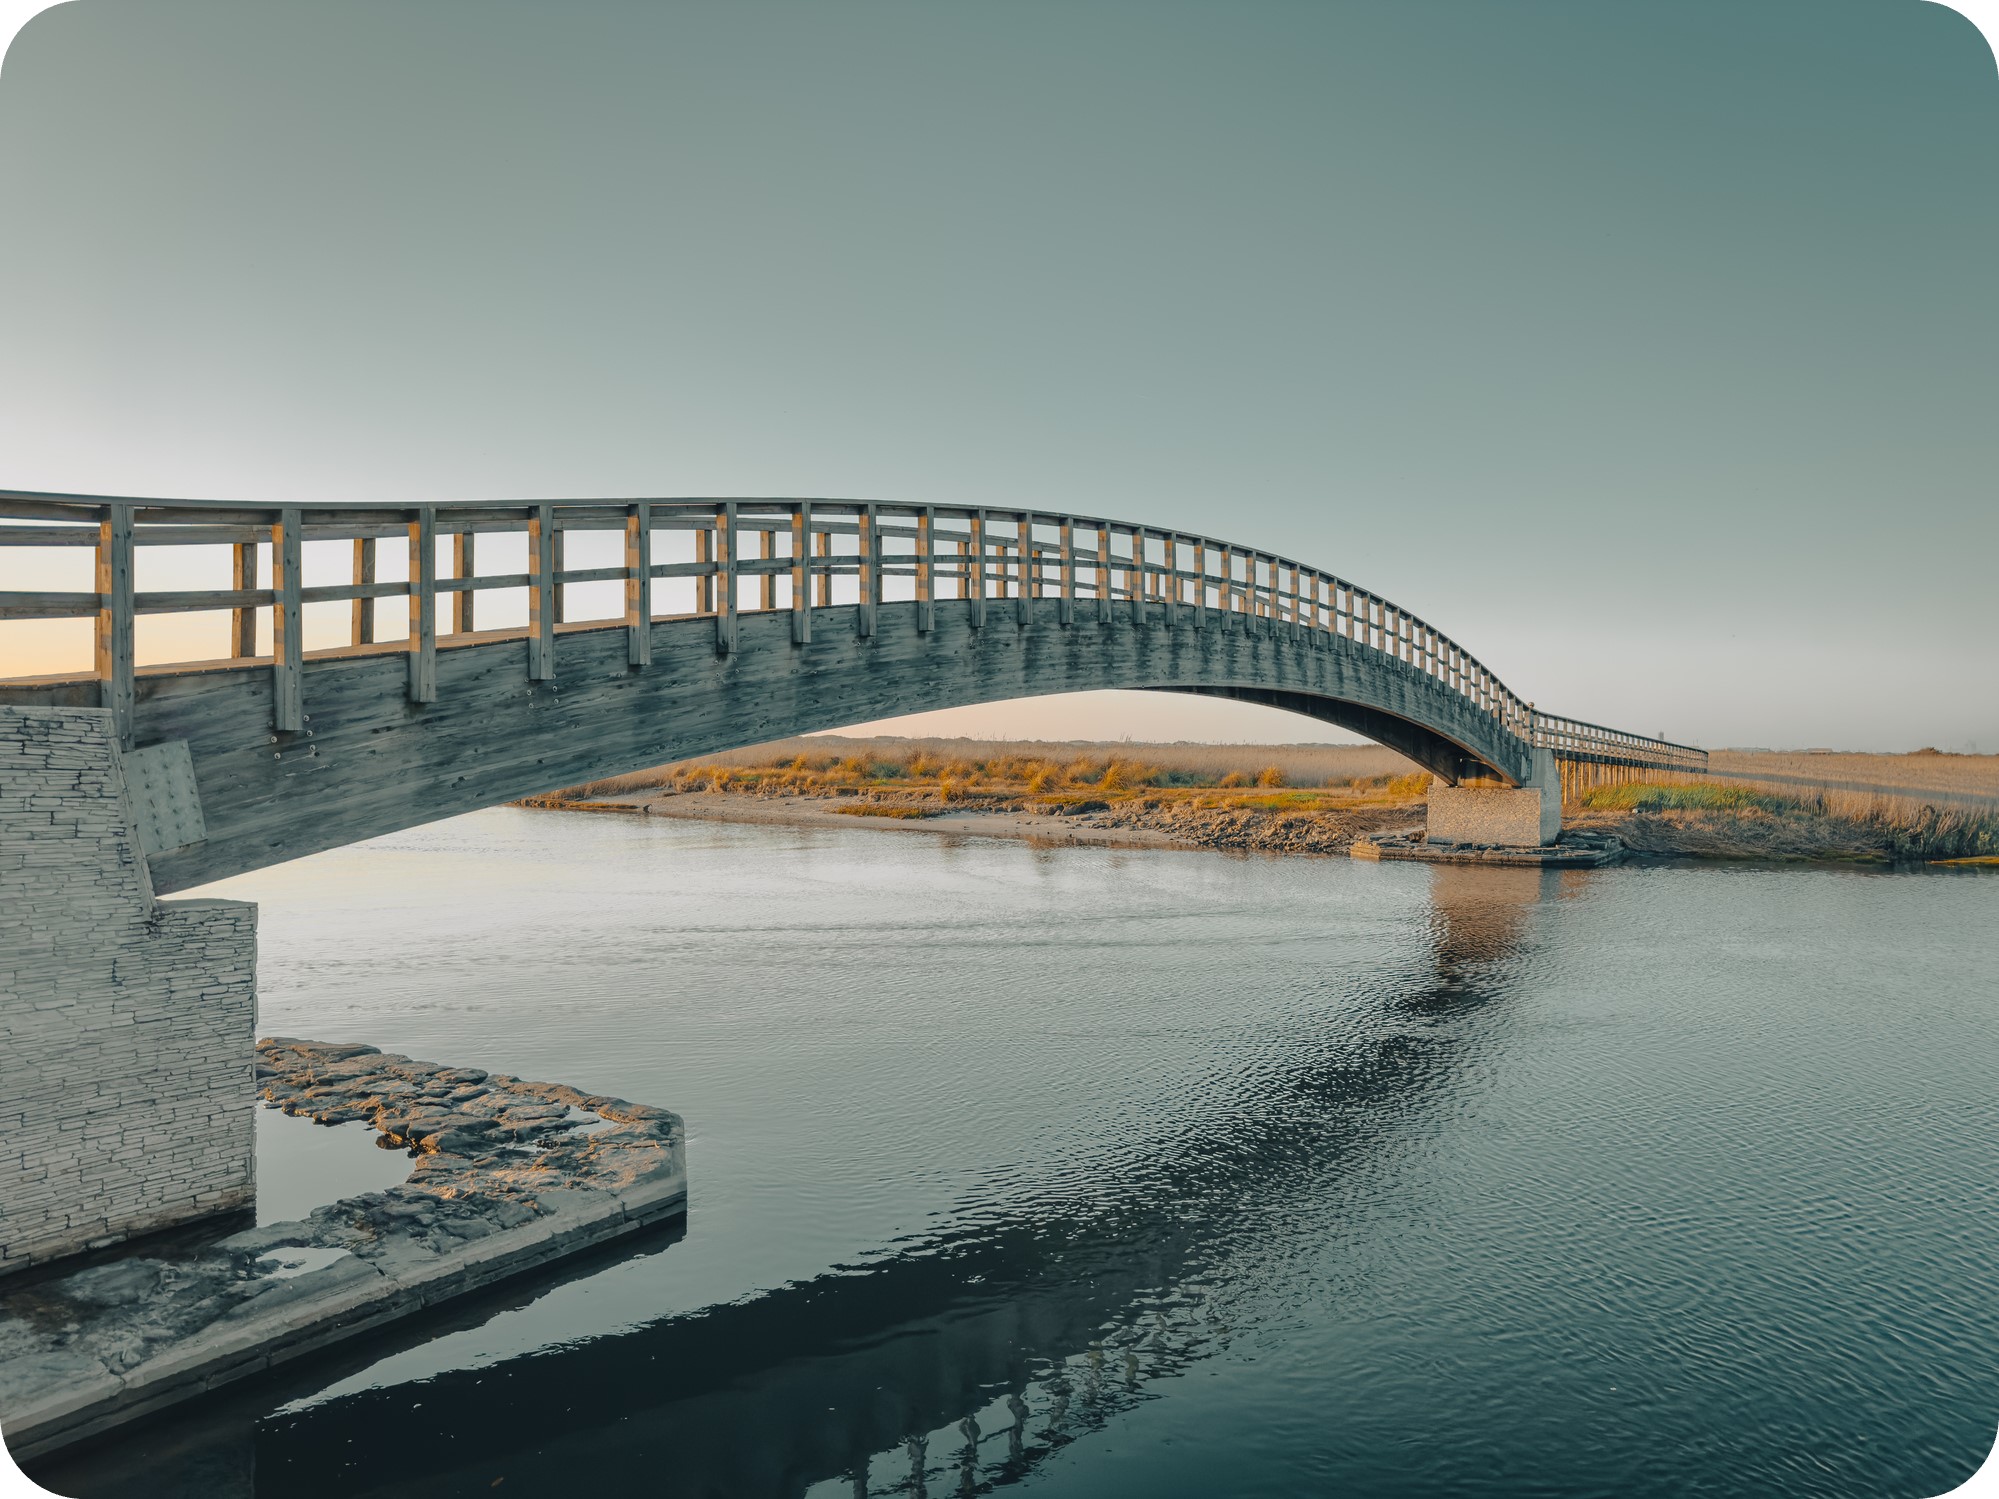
<box><xmin>1708</xmin><ymin>748</ymin><xmax>1999</xmax><ymax>803</ymax></box>
<box><xmin>1570</xmin><ymin>781</ymin><xmax>1999</xmax><ymax>863</ymax></box>
<box><xmin>557</xmin><ymin>735</ymin><xmax>1420</xmax><ymax>804</ymax></box>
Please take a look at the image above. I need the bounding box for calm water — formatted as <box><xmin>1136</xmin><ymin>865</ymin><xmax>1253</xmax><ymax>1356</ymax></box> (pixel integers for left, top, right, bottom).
<box><xmin>30</xmin><ymin>810</ymin><xmax>1999</xmax><ymax>1499</ymax></box>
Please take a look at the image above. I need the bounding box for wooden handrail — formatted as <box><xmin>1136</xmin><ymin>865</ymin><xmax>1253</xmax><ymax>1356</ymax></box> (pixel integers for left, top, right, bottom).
<box><xmin>0</xmin><ymin>492</ymin><xmax>1707</xmax><ymax>775</ymax></box>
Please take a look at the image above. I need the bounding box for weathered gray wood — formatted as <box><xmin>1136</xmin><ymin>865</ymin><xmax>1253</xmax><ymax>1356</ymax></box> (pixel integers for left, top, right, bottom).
<box><xmin>1017</xmin><ymin>514</ymin><xmax>1034</xmax><ymax>628</ymax></box>
<box><xmin>407</xmin><ymin>507</ymin><xmax>437</xmax><ymax>704</ymax></box>
<box><xmin>1096</xmin><ymin>524</ymin><xmax>1113</xmax><ymax>624</ymax></box>
<box><xmin>814</xmin><ymin>523</ymin><xmax>833</xmax><ymax>610</ymax></box>
<box><xmin>915</xmin><ymin>507</ymin><xmax>934</xmax><ymax>633</ymax></box>
<box><xmin>968</xmin><ymin>511</ymin><xmax>987</xmax><ymax>629</ymax></box>
<box><xmin>271</xmin><ymin>509</ymin><xmax>303</xmax><ymax>732</ymax></box>
<box><xmin>95</xmin><ymin>507</ymin><xmax>134</xmax><ymax>746</ymax></box>
<box><xmin>715</xmin><ymin>502</ymin><xmax>737</xmax><ymax>655</ymax></box>
<box><xmin>453</xmin><ymin>531</ymin><xmax>476</xmax><ymax>635</ymax></box>
<box><xmin>131</xmin><ymin>598</ymin><xmax>1539</xmax><ymax>894</ymax></box>
<box><xmin>625</xmin><ymin>502</ymin><xmax>651</xmax><ymax>667</ymax></box>
<box><xmin>552</xmin><ymin>529</ymin><xmax>568</xmax><ymax>626</ymax></box>
<box><xmin>1057</xmin><ymin>519</ymin><xmax>1075</xmax><ymax>628</ymax></box>
<box><xmin>235</xmin><ymin>543</ymin><xmax>262</xmax><ymax>655</ymax></box>
<box><xmin>350</xmin><ymin>538</ymin><xmax>375</xmax><ymax>647</ymax></box>
<box><xmin>528</xmin><ymin>505</ymin><xmax>556</xmax><ymax>681</ymax></box>
<box><xmin>791</xmin><ymin>502</ymin><xmax>812</xmax><ymax>645</ymax></box>
<box><xmin>857</xmin><ymin>504</ymin><xmax>878</xmax><ymax>638</ymax></box>
<box><xmin>0</xmin><ymin>523</ymin><xmax>95</xmax><ymax>547</ymax></box>
<box><xmin>0</xmin><ymin>591</ymin><xmax>99</xmax><ymax>619</ymax></box>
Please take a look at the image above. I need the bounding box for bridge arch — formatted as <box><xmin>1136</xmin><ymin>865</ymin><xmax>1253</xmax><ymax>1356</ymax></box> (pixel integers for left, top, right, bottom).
<box><xmin>0</xmin><ymin>493</ymin><xmax>1704</xmax><ymax>892</ymax></box>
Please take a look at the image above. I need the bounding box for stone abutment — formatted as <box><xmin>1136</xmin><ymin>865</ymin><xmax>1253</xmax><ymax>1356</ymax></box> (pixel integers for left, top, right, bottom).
<box><xmin>0</xmin><ymin>706</ymin><xmax>256</xmax><ymax>1274</ymax></box>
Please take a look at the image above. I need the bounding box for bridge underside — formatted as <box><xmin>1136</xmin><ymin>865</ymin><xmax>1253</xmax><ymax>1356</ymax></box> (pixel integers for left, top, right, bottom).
<box><xmin>5</xmin><ymin>600</ymin><xmax>1536</xmax><ymax>893</ymax></box>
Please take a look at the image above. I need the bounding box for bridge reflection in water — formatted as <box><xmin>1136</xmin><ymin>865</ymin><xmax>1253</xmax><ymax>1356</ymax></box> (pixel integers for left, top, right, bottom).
<box><xmin>31</xmin><ymin>864</ymin><xmax>1564</xmax><ymax>1499</ymax></box>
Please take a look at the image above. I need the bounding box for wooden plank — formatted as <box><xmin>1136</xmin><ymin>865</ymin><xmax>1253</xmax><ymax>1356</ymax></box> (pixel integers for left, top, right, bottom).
<box><xmin>0</xmin><ymin>524</ymin><xmax>95</xmax><ymax>547</ymax></box>
<box><xmin>791</xmin><ymin>501</ymin><xmax>812</xmax><ymax>645</ymax></box>
<box><xmin>350</xmin><ymin>538</ymin><xmax>375</xmax><ymax>647</ymax></box>
<box><xmin>715</xmin><ymin>502</ymin><xmax>737</xmax><ymax>654</ymax></box>
<box><xmin>453</xmin><ymin>531</ymin><xmax>476</xmax><ymax>634</ymax></box>
<box><xmin>528</xmin><ymin>504</ymin><xmax>556</xmax><ymax>681</ymax></box>
<box><xmin>1191</xmin><ymin>540</ymin><xmax>1206</xmax><ymax>630</ymax></box>
<box><xmin>1058</xmin><ymin>518</ymin><xmax>1075</xmax><ymax>627</ymax></box>
<box><xmin>916</xmin><ymin>506</ymin><xmax>934</xmax><ymax>633</ymax></box>
<box><xmin>1096</xmin><ymin>524</ymin><xmax>1113</xmax><ymax>624</ymax></box>
<box><xmin>1016</xmin><ymin>513</ymin><xmax>1034</xmax><ymax>628</ymax></box>
<box><xmin>968</xmin><ymin>510</ymin><xmax>986</xmax><ymax>629</ymax></box>
<box><xmin>0</xmin><ymin>591</ymin><xmax>99</xmax><ymax>619</ymax></box>
<box><xmin>135</xmin><ymin>587</ymin><xmax>273</xmax><ymax>614</ymax></box>
<box><xmin>407</xmin><ymin>506</ymin><xmax>437</xmax><ymax>703</ymax></box>
<box><xmin>552</xmin><ymin>529</ymin><xmax>568</xmax><ymax>626</ymax></box>
<box><xmin>695</xmin><ymin>526</ymin><xmax>713</xmax><ymax>616</ymax></box>
<box><xmin>857</xmin><ymin>503</ymin><xmax>878</xmax><ymax>638</ymax></box>
<box><xmin>625</xmin><ymin>502</ymin><xmax>651</xmax><ymax>667</ymax></box>
<box><xmin>271</xmin><ymin>508</ymin><xmax>303</xmax><ymax>732</ymax></box>
<box><xmin>814</xmin><ymin>521</ymin><xmax>833</xmax><ymax>609</ymax></box>
<box><xmin>1162</xmin><ymin>535</ymin><xmax>1180</xmax><ymax>629</ymax></box>
<box><xmin>759</xmin><ymin>527</ymin><xmax>776</xmax><ymax>613</ymax></box>
<box><xmin>95</xmin><ymin>508</ymin><xmax>135</xmax><ymax>747</ymax></box>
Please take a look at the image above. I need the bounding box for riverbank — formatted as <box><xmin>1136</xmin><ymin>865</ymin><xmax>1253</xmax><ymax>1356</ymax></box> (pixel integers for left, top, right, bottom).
<box><xmin>0</xmin><ymin>1040</ymin><xmax>685</xmax><ymax>1462</ymax></box>
<box><xmin>524</xmin><ymin>738</ymin><xmax>1999</xmax><ymax>866</ymax></box>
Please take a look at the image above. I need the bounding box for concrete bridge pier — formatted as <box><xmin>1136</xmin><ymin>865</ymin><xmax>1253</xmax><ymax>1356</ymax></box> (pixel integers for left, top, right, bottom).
<box><xmin>1426</xmin><ymin>746</ymin><xmax>1562</xmax><ymax>848</ymax></box>
<box><xmin>0</xmin><ymin>706</ymin><xmax>256</xmax><ymax>1275</ymax></box>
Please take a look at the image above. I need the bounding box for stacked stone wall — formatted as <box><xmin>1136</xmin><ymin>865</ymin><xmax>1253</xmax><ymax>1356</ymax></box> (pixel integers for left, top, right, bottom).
<box><xmin>0</xmin><ymin>706</ymin><xmax>255</xmax><ymax>1274</ymax></box>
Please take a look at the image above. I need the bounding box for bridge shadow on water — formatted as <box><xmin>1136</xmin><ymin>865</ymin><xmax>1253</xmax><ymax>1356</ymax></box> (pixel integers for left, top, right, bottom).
<box><xmin>31</xmin><ymin>866</ymin><xmax>1573</xmax><ymax>1499</ymax></box>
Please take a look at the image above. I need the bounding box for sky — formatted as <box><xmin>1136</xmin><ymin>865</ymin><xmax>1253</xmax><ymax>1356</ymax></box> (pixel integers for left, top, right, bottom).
<box><xmin>0</xmin><ymin>0</ymin><xmax>1993</xmax><ymax>750</ymax></box>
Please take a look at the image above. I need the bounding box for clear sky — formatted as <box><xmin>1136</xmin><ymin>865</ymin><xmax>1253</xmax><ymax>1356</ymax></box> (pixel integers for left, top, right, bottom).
<box><xmin>1</xmin><ymin>0</ymin><xmax>1993</xmax><ymax>750</ymax></box>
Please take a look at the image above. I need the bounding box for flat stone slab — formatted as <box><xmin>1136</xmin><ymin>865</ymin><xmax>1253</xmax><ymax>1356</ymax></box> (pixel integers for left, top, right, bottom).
<box><xmin>0</xmin><ymin>1039</ymin><xmax>686</xmax><ymax>1462</ymax></box>
<box><xmin>1352</xmin><ymin>831</ymin><xmax>1625</xmax><ymax>868</ymax></box>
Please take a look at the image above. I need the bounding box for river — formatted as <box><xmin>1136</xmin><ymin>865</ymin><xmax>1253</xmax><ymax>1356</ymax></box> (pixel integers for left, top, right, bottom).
<box><xmin>29</xmin><ymin>808</ymin><xmax>1999</xmax><ymax>1499</ymax></box>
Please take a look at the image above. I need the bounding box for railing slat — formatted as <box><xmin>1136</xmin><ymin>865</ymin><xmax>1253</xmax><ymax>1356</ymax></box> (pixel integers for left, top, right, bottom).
<box><xmin>271</xmin><ymin>508</ymin><xmax>303</xmax><ymax>732</ymax></box>
<box><xmin>407</xmin><ymin>507</ymin><xmax>437</xmax><ymax>704</ymax></box>
<box><xmin>95</xmin><ymin>508</ymin><xmax>134</xmax><ymax>748</ymax></box>
<box><xmin>625</xmin><ymin>502</ymin><xmax>651</xmax><ymax>667</ymax></box>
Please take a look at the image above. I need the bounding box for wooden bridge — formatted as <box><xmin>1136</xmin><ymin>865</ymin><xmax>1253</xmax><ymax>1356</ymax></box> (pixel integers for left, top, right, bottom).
<box><xmin>1</xmin><ymin>491</ymin><xmax>1703</xmax><ymax>890</ymax></box>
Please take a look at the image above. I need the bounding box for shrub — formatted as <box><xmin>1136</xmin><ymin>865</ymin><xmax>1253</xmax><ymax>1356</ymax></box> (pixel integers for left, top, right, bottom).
<box><xmin>1257</xmin><ymin>766</ymin><xmax>1286</xmax><ymax>787</ymax></box>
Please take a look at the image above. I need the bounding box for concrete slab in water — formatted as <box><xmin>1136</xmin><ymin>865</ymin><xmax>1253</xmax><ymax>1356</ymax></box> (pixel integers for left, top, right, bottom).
<box><xmin>0</xmin><ymin>1038</ymin><xmax>686</xmax><ymax>1463</ymax></box>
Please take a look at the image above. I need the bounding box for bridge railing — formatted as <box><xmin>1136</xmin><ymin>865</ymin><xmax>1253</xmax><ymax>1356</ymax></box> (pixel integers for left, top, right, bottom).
<box><xmin>0</xmin><ymin>491</ymin><xmax>1701</xmax><ymax>777</ymax></box>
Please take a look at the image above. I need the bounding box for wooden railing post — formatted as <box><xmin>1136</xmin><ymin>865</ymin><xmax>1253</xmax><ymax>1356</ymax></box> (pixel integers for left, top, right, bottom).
<box><xmin>1017</xmin><ymin>513</ymin><xmax>1034</xmax><ymax>628</ymax></box>
<box><xmin>528</xmin><ymin>504</ymin><xmax>556</xmax><ymax>680</ymax></box>
<box><xmin>1130</xmin><ymin>528</ymin><xmax>1148</xmax><ymax>627</ymax></box>
<box><xmin>814</xmin><ymin>520</ymin><xmax>833</xmax><ymax>609</ymax></box>
<box><xmin>271</xmin><ymin>507</ymin><xmax>303</xmax><ymax>732</ymax></box>
<box><xmin>625</xmin><ymin>501</ymin><xmax>651</xmax><ymax>667</ymax></box>
<box><xmin>916</xmin><ymin>506</ymin><xmax>935</xmax><ymax>633</ymax></box>
<box><xmin>407</xmin><ymin>506</ymin><xmax>437</xmax><ymax>704</ymax></box>
<box><xmin>695</xmin><ymin>524</ymin><xmax>714</xmax><ymax>617</ymax></box>
<box><xmin>349</xmin><ymin>538</ymin><xmax>375</xmax><ymax>647</ymax></box>
<box><xmin>1096</xmin><ymin>524</ymin><xmax>1113</xmax><ymax>624</ymax></box>
<box><xmin>234</xmin><ymin>541</ymin><xmax>260</xmax><ymax>656</ymax></box>
<box><xmin>95</xmin><ymin>505</ymin><xmax>134</xmax><ymax>747</ymax></box>
<box><xmin>968</xmin><ymin>510</ymin><xmax>987</xmax><ymax>628</ymax></box>
<box><xmin>791</xmin><ymin>501</ymin><xmax>812</xmax><ymax>645</ymax></box>
<box><xmin>1057</xmin><ymin>518</ymin><xmax>1075</xmax><ymax>627</ymax></box>
<box><xmin>453</xmin><ymin>530</ymin><xmax>476</xmax><ymax>635</ymax></box>
<box><xmin>858</xmin><ymin>503</ymin><xmax>878</xmax><ymax>638</ymax></box>
<box><xmin>715</xmin><ymin>501</ymin><xmax>738</xmax><ymax>654</ymax></box>
<box><xmin>552</xmin><ymin>528</ymin><xmax>568</xmax><ymax>626</ymax></box>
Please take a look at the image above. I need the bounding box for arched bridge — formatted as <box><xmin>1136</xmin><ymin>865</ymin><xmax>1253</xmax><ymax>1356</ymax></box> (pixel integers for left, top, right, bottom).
<box><xmin>0</xmin><ymin>492</ymin><xmax>1704</xmax><ymax>892</ymax></box>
